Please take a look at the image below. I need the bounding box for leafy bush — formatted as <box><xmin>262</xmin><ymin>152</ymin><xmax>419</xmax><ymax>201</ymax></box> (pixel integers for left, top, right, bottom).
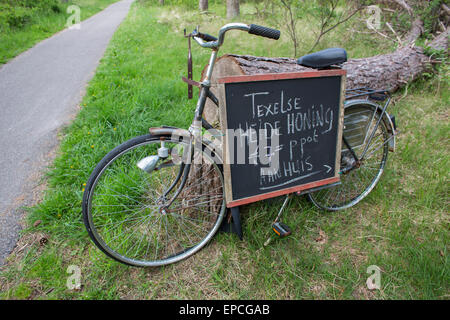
<box><xmin>139</xmin><ymin>0</ymin><xmax>223</xmax><ymax>10</ymax></box>
<box><xmin>0</xmin><ymin>5</ymin><xmax>9</xmax><ymax>31</ymax></box>
<box><xmin>0</xmin><ymin>3</ymin><xmax>34</xmax><ymax>29</ymax></box>
<box><xmin>0</xmin><ymin>0</ymin><xmax>62</xmax><ymax>30</ymax></box>
<box><xmin>9</xmin><ymin>6</ymin><xmax>34</xmax><ymax>28</ymax></box>
<box><xmin>1</xmin><ymin>0</ymin><xmax>60</xmax><ymax>11</ymax></box>
<box><xmin>418</xmin><ymin>0</ymin><xmax>443</xmax><ymax>37</ymax></box>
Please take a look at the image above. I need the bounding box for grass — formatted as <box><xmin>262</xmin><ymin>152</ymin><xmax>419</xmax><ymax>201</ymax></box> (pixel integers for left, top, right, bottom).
<box><xmin>0</xmin><ymin>1</ymin><xmax>448</xmax><ymax>299</ymax></box>
<box><xmin>0</xmin><ymin>0</ymin><xmax>120</xmax><ymax>65</ymax></box>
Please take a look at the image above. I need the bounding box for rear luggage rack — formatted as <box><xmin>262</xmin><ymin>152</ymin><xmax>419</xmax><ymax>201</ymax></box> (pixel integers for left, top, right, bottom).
<box><xmin>345</xmin><ymin>87</ymin><xmax>389</xmax><ymax>101</ymax></box>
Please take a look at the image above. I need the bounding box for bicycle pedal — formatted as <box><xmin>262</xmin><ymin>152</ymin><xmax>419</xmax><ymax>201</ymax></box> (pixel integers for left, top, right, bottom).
<box><xmin>272</xmin><ymin>222</ymin><xmax>292</xmax><ymax>237</ymax></box>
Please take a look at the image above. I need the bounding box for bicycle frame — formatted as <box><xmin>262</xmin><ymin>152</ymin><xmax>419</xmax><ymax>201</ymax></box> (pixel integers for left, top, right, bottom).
<box><xmin>84</xmin><ymin>21</ymin><xmax>400</xmax><ymax>267</ymax></box>
<box><xmin>153</xmin><ymin>24</ymin><xmax>251</xmax><ymax>208</ymax></box>
<box><xmin>339</xmin><ymin>97</ymin><xmax>396</xmax><ymax>176</ymax></box>
<box><xmin>191</xmin><ymin>23</ymin><xmax>251</xmax><ymax>125</ymax></box>
<box><xmin>152</xmin><ymin>24</ymin><xmax>397</xmax><ymax>208</ymax></box>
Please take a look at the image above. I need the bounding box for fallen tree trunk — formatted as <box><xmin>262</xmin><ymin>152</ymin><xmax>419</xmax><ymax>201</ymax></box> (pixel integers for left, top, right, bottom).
<box><xmin>427</xmin><ymin>27</ymin><xmax>449</xmax><ymax>51</ymax></box>
<box><xmin>202</xmin><ymin>46</ymin><xmax>429</xmax><ymax>125</ymax></box>
<box><xmin>201</xmin><ymin>23</ymin><xmax>447</xmax><ymax>126</ymax></box>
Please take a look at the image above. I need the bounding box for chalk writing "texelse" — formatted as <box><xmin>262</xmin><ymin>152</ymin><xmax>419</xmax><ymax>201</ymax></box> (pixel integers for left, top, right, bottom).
<box><xmin>245</xmin><ymin>90</ymin><xmax>302</xmax><ymax>119</ymax></box>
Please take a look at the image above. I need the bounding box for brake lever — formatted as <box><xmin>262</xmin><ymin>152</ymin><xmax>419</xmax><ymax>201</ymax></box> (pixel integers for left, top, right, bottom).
<box><xmin>183</xmin><ymin>29</ymin><xmax>193</xmax><ymax>99</ymax></box>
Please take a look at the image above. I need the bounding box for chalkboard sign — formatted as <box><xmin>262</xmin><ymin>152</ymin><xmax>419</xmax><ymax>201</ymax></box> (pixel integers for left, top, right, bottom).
<box><xmin>217</xmin><ymin>70</ymin><xmax>346</xmax><ymax>208</ymax></box>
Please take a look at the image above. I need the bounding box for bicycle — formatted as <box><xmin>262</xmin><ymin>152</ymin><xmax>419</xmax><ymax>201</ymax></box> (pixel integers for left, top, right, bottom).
<box><xmin>82</xmin><ymin>23</ymin><xmax>396</xmax><ymax>267</ymax></box>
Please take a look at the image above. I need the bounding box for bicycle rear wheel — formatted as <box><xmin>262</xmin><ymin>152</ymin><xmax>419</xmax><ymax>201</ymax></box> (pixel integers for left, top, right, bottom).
<box><xmin>308</xmin><ymin>102</ymin><xmax>389</xmax><ymax>211</ymax></box>
<box><xmin>82</xmin><ymin>134</ymin><xmax>225</xmax><ymax>267</ymax></box>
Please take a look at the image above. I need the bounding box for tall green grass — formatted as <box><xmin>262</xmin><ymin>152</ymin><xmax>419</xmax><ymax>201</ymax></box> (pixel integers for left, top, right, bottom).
<box><xmin>0</xmin><ymin>0</ymin><xmax>119</xmax><ymax>64</ymax></box>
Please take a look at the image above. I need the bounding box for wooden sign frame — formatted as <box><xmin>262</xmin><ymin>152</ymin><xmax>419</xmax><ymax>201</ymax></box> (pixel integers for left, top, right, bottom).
<box><xmin>217</xmin><ymin>69</ymin><xmax>347</xmax><ymax>208</ymax></box>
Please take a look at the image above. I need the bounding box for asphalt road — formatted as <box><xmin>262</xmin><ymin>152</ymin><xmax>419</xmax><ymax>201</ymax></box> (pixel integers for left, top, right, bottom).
<box><xmin>0</xmin><ymin>0</ymin><xmax>134</xmax><ymax>265</ymax></box>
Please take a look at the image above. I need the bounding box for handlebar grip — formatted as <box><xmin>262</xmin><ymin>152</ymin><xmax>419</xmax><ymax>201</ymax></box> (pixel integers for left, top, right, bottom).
<box><xmin>196</xmin><ymin>32</ymin><xmax>218</xmax><ymax>42</ymax></box>
<box><xmin>248</xmin><ymin>24</ymin><xmax>280</xmax><ymax>40</ymax></box>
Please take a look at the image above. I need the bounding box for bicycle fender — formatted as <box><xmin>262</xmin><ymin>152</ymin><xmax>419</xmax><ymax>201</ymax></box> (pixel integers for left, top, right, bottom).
<box><xmin>149</xmin><ymin>126</ymin><xmax>190</xmax><ymax>138</ymax></box>
<box><xmin>344</xmin><ymin>99</ymin><xmax>396</xmax><ymax>152</ymax></box>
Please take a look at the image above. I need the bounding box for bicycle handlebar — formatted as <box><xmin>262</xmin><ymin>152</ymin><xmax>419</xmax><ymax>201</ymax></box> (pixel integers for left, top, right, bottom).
<box><xmin>248</xmin><ymin>24</ymin><xmax>280</xmax><ymax>40</ymax></box>
<box><xmin>195</xmin><ymin>32</ymin><xmax>218</xmax><ymax>42</ymax></box>
<box><xmin>192</xmin><ymin>23</ymin><xmax>280</xmax><ymax>49</ymax></box>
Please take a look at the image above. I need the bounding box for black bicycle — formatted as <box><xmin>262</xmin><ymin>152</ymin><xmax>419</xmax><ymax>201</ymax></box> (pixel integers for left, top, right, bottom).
<box><xmin>82</xmin><ymin>23</ymin><xmax>396</xmax><ymax>267</ymax></box>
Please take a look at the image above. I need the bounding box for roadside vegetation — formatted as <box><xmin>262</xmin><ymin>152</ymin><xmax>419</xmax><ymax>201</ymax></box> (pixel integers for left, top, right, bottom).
<box><xmin>0</xmin><ymin>0</ymin><xmax>119</xmax><ymax>64</ymax></box>
<box><xmin>0</xmin><ymin>0</ymin><xmax>448</xmax><ymax>299</ymax></box>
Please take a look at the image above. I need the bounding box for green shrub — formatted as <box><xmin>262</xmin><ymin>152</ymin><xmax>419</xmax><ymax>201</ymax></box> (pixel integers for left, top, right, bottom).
<box><xmin>0</xmin><ymin>0</ymin><xmax>62</xmax><ymax>30</ymax></box>
<box><xmin>419</xmin><ymin>0</ymin><xmax>443</xmax><ymax>37</ymax></box>
<box><xmin>139</xmin><ymin>0</ymin><xmax>223</xmax><ymax>10</ymax></box>
<box><xmin>0</xmin><ymin>4</ymin><xmax>10</xmax><ymax>30</ymax></box>
<box><xmin>0</xmin><ymin>3</ymin><xmax>34</xmax><ymax>29</ymax></box>
<box><xmin>0</xmin><ymin>0</ymin><xmax>61</xmax><ymax>12</ymax></box>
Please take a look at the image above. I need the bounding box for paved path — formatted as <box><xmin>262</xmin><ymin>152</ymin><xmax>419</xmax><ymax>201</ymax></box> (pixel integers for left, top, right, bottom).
<box><xmin>0</xmin><ymin>0</ymin><xmax>134</xmax><ymax>265</ymax></box>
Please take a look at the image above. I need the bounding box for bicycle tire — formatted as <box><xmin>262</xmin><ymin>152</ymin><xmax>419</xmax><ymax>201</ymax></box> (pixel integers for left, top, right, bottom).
<box><xmin>308</xmin><ymin>101</ymin><xmax>390</xmax><ymax>211</ymax></box>
<box><xmin>82</xmin><ymin>134</ymin><xmax>226</xmax><ymax>267</ymax></box>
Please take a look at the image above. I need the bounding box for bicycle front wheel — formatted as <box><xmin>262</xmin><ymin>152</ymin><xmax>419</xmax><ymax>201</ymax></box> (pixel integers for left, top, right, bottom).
<box><xmin>308</xmin><ymin>101</ymin><xmax>390</xmax><ymax>211</ymax></box>
<box><xmin>82</xmin><ymin>134</ymin><xmax>226</xmax><ymax>267</ymax></box>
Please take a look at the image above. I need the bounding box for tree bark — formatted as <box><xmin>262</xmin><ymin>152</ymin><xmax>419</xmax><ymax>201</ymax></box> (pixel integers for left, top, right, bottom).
<box><xmin>426</xmin><ymin>27</ymin><xmax>449</xmax><ymax>51</ymax></box>
<box><xmin>403</xmin><ymin>18</ymin><xmax>425</xmax><ymax>45</ymax></box>
<box><xmin>199</xmin><ymin>0</ymin><xmax>208</xmax><ymax>12</ymax></box>
<box><xmin>200</xmin><ymin>0</ymin><xmax>447</xmax><ymax>126</ymax></box>
<box><xmin>201</xmin><ymin>43</ymin><xmax>442</xmax><ymax>126</ymax></box>
<box><xmin>226</xmin><ymin>0</ymin><xmax>240</xmax><ymax>19</ymax></box>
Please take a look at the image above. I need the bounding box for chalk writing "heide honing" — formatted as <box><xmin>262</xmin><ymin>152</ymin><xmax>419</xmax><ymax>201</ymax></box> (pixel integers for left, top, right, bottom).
<box><xmin>244</xmin><ymin>90</ymin><xmax>334</xmax><ymax>135</ymax></box>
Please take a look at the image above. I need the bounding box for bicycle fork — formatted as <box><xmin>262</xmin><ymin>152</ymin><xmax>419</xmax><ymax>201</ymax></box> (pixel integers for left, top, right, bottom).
<box><xmin>145</xmin><ymin>46</ymin><xmax>221</xmax><ymax>211</ymax></box>
<box><xmin>148</xmin><ymin>88</ymin><xmax>214</xmax><ymax>211</ymax></box>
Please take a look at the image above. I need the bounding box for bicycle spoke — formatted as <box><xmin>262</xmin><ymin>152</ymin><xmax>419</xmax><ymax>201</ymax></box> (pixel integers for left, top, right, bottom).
<box><xmin>84</xmin><ymin>136</ymin><xmax>225</xmax><ymax>266</ymax></box>
<box><xmin>309</xmin><ymin>103</ymin><xmax>389</xmax><ymax>211</ymax></box>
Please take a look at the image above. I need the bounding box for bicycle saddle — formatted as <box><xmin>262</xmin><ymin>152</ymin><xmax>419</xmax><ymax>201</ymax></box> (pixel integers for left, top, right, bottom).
<box><xmin>297</xmin><ymin>48</ymin><xmax>347</xmax><ymax>68</ymax></box>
